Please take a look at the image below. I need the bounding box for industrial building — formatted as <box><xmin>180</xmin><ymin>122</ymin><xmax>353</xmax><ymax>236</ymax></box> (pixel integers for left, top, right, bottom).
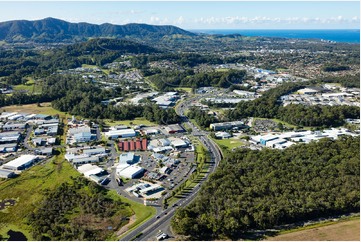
<box><xmin>0</xmin><ymin>169</ymin><xmax>15</xmax><ymax>178</ymax></box>
<box><xmin>117</xmin><ymin>165</ymin><xmax>144</xmax><ymax>179</ymax></box>
<box><xmin>3</xmin><ymin>155</ymin><xmax>38</xmax><ymax>170</ymax></box>
<box><xmin>77</xmin><ymin>164</ymin><xmax>109</xmax><ymax>184</ymax></box>
<box><xmin>215</xmin><ymin>131</ymin><xmax>232</xmax><ymax>139</ymax></box>
<box><xmin>72</xmin><ymin>156</ymin><xmax>99</xmax><ymax>165</ymax></box>
<box><xmin>119</xmin><ymin>152</ymin><xmax>140</xmax><ymax>165</ymax></box>
<box><xmin>210</xmin><ymin>121</ymin><xmax>246</xmax><ymax>131</ymax></box>
<box><xmin>104</xmin><ymin>128</ymin><xmax>136</xmax><ymax>139</ymax></box>
<box><xmin>165</xmin><ymin>124</ymin><xmax>184</xmax><ymax>134</ymax></box>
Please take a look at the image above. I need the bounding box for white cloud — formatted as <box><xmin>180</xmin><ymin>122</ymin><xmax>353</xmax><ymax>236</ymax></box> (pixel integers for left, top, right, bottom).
<box><xmin>190</xmin><ymin>16</ymin><xmax>360</xmax><ymax>27</ymax></box>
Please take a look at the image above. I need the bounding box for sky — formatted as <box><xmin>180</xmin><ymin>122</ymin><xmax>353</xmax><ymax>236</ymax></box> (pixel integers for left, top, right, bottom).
<box><xmin>0</xmin><ymin>1</ymin><xmax>359</xmax><ymax>29</ymax></box>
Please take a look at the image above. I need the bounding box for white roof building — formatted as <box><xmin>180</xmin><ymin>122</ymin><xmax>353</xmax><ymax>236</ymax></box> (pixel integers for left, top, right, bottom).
<box><xmin>3</xmin><ymin>155</ymin><xmax>38</xmax><ymax>170</ymax></box>
<box><xmin>104</xmin><ymin>129</ymin><xmax>136</xmax><ymax>139</ymax></box>
<box><xmin>117</xmin><ymin>165</ymin><xmax>144</xmax><ymax>179</ymax></box>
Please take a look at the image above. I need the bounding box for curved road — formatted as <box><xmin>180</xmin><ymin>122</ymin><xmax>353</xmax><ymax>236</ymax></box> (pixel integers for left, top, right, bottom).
<box><xmin>120</xmin><ymin>96</ymin><xmax>222</xmax><ymax>241</ymax></box>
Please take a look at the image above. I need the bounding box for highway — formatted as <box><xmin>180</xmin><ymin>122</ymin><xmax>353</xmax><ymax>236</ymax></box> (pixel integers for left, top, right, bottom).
<box><xmin>120</xmin><ymin>96</ymin><xmax>222</xmax><ymax>241</ymax></box>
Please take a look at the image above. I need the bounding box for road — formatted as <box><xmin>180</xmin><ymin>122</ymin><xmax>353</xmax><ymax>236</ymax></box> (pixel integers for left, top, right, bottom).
<box><xmin>120</xmin><ymin>95</ymin><xmax>222</xmax><ymax>241</ymax></box>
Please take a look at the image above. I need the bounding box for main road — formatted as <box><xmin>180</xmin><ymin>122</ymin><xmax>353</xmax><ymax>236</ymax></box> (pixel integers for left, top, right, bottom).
<box><xmin>120</xmin><ymin>95</ymin><xmax>222</xmax><ymax>241</ymax></box>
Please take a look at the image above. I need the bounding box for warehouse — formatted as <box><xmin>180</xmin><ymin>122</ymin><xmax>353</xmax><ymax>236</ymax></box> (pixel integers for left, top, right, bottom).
<box><xmin>0</xmin><ymin>143</ymin><xmax>17</xmax><ymax>153</ymax></box>
<box><xmin>0</xmin><ymin>169</ymin><xmax>15</xmax><ymax>178</ymax></box>
<box><xmin>3</xmin><ymin>155</ymin><xmax>38</xmax><ymax>170</ymax></box>
<box><xmin>119</xmin><ymin>152</ymin><xmax>140</xmax><ymax>165</ymax></box>
<box><xmin>104</xmin><ymin>129</ymin><xmax>136</xmax><ymax>139</ymax></box>
<box><xmin>83</xmin><ymin>147</ymin><xmax>106</xmax><ymax>156</ymax></box>
<box><xmin>165</xmin><ymin>124</ymin><xmax>184</xmax><ymax>134</ymax></box>
<box><xmin>210</xmin><ymin>121</ymin><xmax>246</xmax><ymax>131</ymax></box>
<box><xmin>72</xmin><ymin>156</ymin><xmax>99</xmax><ymax>165</ymax></box>
<box><xmin>117</xmin><ymin>165</ymin><xmax>144</xmax><ymax>179</ymax></box>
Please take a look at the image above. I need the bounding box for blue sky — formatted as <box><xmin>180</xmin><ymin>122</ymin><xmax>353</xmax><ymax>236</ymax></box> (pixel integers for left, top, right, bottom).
<box><xmin>0</xmin><ymin>1</ymin><xmax>359</xmax><ymax>29</ymax></box>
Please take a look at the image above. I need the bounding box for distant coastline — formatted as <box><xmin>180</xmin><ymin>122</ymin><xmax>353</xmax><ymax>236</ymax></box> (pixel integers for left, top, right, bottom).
<box><xmin>190</xmin><ymin>29</ymin><xmax>360</xmax><ymax>43</ymax></box>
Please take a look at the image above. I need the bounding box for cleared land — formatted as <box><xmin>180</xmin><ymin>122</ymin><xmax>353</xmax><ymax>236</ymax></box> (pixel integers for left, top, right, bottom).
<box><xmin>13</xmin><ymin>78</ymin><xmax>42</xmax><ymax>94</ymax></box>
<box><xmin>104</xmin><ymin>117</ymin><xmax>158</xmax><ymax>127</ymax></box>
<box><xmin>213</xmin><ymin>138</ymin><xmax>244</xmax><ymax>150</ymax></box>
<box><xmin>1</xmin><ymin>102</ymin><xmax>67</xmax><ymax>118</ymax></box>
<box><xmin>267</xmin><ymin>218</ymin><xmax>360</xmax><ymax>241</ymax></box>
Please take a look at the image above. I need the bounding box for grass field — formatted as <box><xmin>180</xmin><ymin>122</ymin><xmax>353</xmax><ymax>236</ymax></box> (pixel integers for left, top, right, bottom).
<box><xmin>0</xmin><ymin>157</ymin><xmax>80</xmax><ymax>239</ymax></box>
<box><xmin>13</xmin><ymin>78</ymin><xmax>42</xmax><ymax>94</ymax></box>
<box><xmin>213</xmin><ymin>138</ymin><xmax>244</xmax><ymax>151</ymax></box>
<box><xmin>1</xmin><ymin>102</ymin><xmax>68</xmax><ymax>118</ymax></box>
<box><xmin>104</xmin><ymin>117</ymin><xmax>158</xmax><ymax>127</ymax></box>
<box><xmin>266</xmin><ymin>217</ymin><xmax>360</xmax><ymax>241</ymax></box>
<box><xmin>174</xmin><ymin>87</ymin><xmax>192</xmax><ymax>93</ymax></box>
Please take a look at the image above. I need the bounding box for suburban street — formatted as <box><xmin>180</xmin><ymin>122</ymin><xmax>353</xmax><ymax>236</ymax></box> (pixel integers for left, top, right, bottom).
<box><xmin>120</xmin><ymin>95</ymin><xmax>222</xmax><ymax>241</ymax></box>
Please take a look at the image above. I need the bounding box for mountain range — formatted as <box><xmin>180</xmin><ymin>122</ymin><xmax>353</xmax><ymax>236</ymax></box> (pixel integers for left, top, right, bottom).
<box><xmin>0</xmin><ymin>17</ymin><xmax>196</xmax><ymax>43</ymax></box>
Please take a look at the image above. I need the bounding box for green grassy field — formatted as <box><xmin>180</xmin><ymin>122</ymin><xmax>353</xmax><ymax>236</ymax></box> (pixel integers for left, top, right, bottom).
<box><xmin>0</xmin><ymin>157</ymin><xmax>79</xmax><ymax>239</ymax></box>
<box><xmin>1</xmin><ymin>103</ymin><xmax>68</xmax><ymax>118</ymax></box>
<box><xmin>13</xmin><ymin>78</ymin><xmax>42</xmax><ymax>94</ymax></box>
<box><xmin>174</xmin><ymin>87</ymin><xmax>192</xmax><ymax>93</ymax></box>
<box><xmin>104</xmin><ymin>118</ymin><xmax>158</xmax><ymax>127</ymax></box>
<box><xmin>213</xmin><ymin>138</ymin><xmax>244</xmax><ymax>151</ymax></box>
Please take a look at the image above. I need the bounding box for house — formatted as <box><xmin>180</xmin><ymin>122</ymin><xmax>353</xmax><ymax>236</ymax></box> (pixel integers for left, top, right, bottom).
<box><xmin>3</xmin><ymin>155</ymin><xmax>38</xmax><ymax>170</ymax></box>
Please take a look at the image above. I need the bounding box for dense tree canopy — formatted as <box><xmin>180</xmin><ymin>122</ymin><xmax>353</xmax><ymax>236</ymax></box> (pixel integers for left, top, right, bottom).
<box><xmin>171</xmin><ymin>136</ymin><xmax>360</xmax><ymax>240</ymax></box>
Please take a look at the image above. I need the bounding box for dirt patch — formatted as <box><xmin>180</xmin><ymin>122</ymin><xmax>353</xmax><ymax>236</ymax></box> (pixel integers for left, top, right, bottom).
<box><xmin>116</xmin><ymin>215</ymin><xmax>136</xmax><ymax>236</ymax></box>
<box><xmin>266</xmin><ymin>219</ymin><xmax>360</xmax><ymax>241</ymax></box>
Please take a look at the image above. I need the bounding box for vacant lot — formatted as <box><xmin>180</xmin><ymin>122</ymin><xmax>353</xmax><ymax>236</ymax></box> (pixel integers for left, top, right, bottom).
<box><xmin>267</xmin><ymin>218</ymin><xmax>360</xmax><ymax>241</ymax></box>
<box><xmin>213</xmin><ymin>138</ymin><xmax>244</xmax><ymax>150</ymax></box>
<box><xmin>1</xmin><ymin>102</ymin><xmax>67</xmax><ymax>117</ymax></box>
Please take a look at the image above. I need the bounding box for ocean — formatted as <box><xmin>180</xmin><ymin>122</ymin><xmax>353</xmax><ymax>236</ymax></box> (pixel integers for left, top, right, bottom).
<box><xmin>191</xmin><ymin>29</ymin><xmax>360</xmax><ymax>44</ymax></box>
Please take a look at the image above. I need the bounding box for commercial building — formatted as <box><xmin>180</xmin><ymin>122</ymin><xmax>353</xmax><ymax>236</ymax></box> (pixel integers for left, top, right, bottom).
<box><xmin>0</xmin><ymin>169</ymin><xmax>16</xmax><ymax>178</ymax></box>
<box><xmin>210</xmin><ymin>121</ymin><xmax>246</xmax><ymax>131</ymax></box>
<box><xmin>2</xmin><ymin>122</ymin><xmax>27</xmax><ymax>131</ymax></box>
<box><xmin>165</xmin><ymin>124</ymin><xmax>184</xmax><ymax>134</ymax></box>
<box><xmin>35</xmin><ymin>147</ymin><xmax>53</xmax><ymax>156</ymax></box>
<box><xmin>78</xmin><ymin>164</ymin><xmax>109</xmax><ymax>184</ymax></box>
<box><xmin>117</xmin><ymin>165</ymin><xmax>144</xmax><ymax>179</ymax></box>
<box><xmin>215</xmin><ymin>131</ymin><xmax>232</xmax><ymax>139</ymax></box>
<box><xmin>3</xmin><ymin>155</ymin><xmax>38</xmax><ymax>170</ymax></box>
<box><xmin>72</xmin><ymin>156</ymin><xmax>99</xmax><ymax>165</ymax></box>
<box><xmin>104</xmin><ymin>129</ymin><xmax>136</xmax><ymax>139</ymax></box>
<box><xmin>82</xmin><ymin>147</ymin><xmax>106</xmax><ymax>156</ymax></box>
<box><xmin>0</xmin><ymin>143</ymin><xmax>17</xmax><ymax>153</ymax></box>
<box><xmin>119</xmin><ymin>152</ymin><xmax>139</xmax><ymax>165</ymax></box>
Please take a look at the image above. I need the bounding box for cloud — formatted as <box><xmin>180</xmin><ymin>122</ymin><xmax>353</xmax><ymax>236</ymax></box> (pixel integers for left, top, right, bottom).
<box><xmin>192</xmin><ymin>16</ymin><xmax>360</xmax><ymax>26</ymax></box>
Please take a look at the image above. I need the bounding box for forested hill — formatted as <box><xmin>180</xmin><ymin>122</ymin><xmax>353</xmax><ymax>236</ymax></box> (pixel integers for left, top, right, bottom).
<box><xmin>0</xmin><ymin>38</ymin><xmax>160</xmax><ymax>84</ymax></box>
<box><xmin>171</xmin><ymin>136</ymin><xmax>360</xmax><ymax>240</ymax></box>
<box><xmin>0</xmin><ymin>17</ymin><xmax>196</xmax><ymax>43</ymax></box>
